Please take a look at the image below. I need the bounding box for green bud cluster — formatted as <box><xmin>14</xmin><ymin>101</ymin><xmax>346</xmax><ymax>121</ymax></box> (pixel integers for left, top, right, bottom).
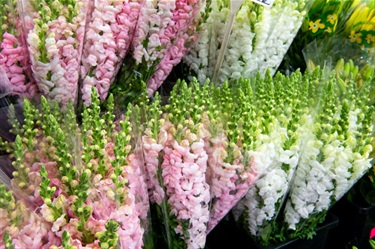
<box><xmin>0</xmin><ymin>0</ymin><xmax>18</xmax><ymax>39</ymax></box>
<box><xmin>61</xmin><ymin>230</ymin><xmax>76</xmax><ymax>249</ymax></box>
<box><xmin>39</xmin><ymin>165</ymin><xmax>64</xmax><ymax>221</ymax></box>
<box><xmin>72</xmin><ymin>170</ymin><xmax>91</xmax><ymax>233</ymax></box>
<box><xmin>97</xmin><ymin>220</ymin><xmax>120</xmax><ymax>249</ymax></box>
<box><xmin>11</xmin><ymin>135</ymin><xmax>28</xmax><ymax>188</ymax></box>
<box><xmin>165</xmin><ymin>79</ymin><xmax>196</xmax><ymax>141</ymax></box>
<box><xmin>2</xmin><ymin>230</ymin><xmax>15</xmax><ymax>249</ymax></box>
<box><xmin>112</xmin><ymin>104</ymin><xmax>133</xmax><ymax>204</ymax></box>
<box><xmin>146</xmin><ymin>93</ymin><xmax>163</xmax><ymax>141</ymax></box>
<box><xmin>0</xmin><ymin>185</ymin><xmax>15</xmax><ymax>212</ymax></box>
<box><xmin>81</xmin><ymin>89</ymin><xmax>109</xmax><ymax>177</ymax></box>
<box><xmin>39</xmin><ymin>165</ymin><xmax>56</xmax><ymax>204</ymax></box>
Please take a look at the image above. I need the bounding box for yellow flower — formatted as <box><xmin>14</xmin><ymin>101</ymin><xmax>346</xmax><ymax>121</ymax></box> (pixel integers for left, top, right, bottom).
<box><xmin>349</xmin><ymin>31</ymin><xmax>362</xmax><ymax>43</ymax></box>
<box><xmin>325</xmin><ymin>27</ymin><xmax>333</xmax><ymax>34</ymax></box>
<box><xmin>309</xmin><ymin>19</ymin><xmax>325</xmax><ymax>33</ymax></box>
<box><xmin>366</xmin><ymin>34</ymin><xmax>374</xmax><ymax>44</ymax></box>
<box><xmin>327</xmin><ymin>14</ymin><xmax>337</xmax><ymax>25</ymax></box>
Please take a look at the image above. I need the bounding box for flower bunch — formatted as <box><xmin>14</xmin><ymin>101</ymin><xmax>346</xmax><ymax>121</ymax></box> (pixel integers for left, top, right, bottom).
<box><xmin>140</xmin><ymin>75</ymin><xmax>284</xmax><ymax>248</ymax></box>
<box><xmin>0</xmin><ymin>90</ymin><xmax>151</xmax><ymax>248</ymax></box>
<box><xmin>19</xmin><ymin>0</ymin><xmax>88</xmax><ymax>105</ymax></box>
<box><xmin>283</xmin><ymin>69</ymin><xmax>374</xmax><ymax>238</ymax></box>
<box><xmin>233</xmin><ymin>70</ymin><xmax>312</xmax><ymax>245</ymax></box>
<box><xmin>80</xmin><ymin>0</ymin><xmax>143</xmax><ymax>105</ymax></box>
<box><xmin>231</xmin><ymin>65</ymin><xmax>374</xmax><ymax>246</ymax></box>
<box><xmin>110</xmin><ymin>0</ymin><xmax>205</xmax><ymax>102</ymax></box>
<box><xmin>183</xmin><ymin>0</ymin><xmax>312</xmax><ymax>84</ymax></box>
<box><xmin>0</xmin><ymin>0</ymin><xmax>37</xmax><ymax>98</ymax></box>
<box><xmin>141</xmin><ymin>81</ymin><xmax>211</xmax><ymax>249</ymax></box>
<box><xmin>344</xmin><ymin>1</ymin><xmax>375</xmax><ymax>48</ymax></box>
<box><xmin>280</xmin><ymin>0</ymin><xmax>374</xmax><ymax>74</ymax></box>
<box><xmin>203</xmin><ymin>77</ymin><xmax>276</xmax><ymax>233</ymax></box>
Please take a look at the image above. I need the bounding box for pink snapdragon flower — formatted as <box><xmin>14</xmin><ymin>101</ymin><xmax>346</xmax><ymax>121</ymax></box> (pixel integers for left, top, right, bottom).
<box><xmin>115</xmin><ymin>204</ymin><xmax>145</xmax><ymax>249</ymax></box>
<box><xmin>127</xmin><ymin>151</ymin><xmax>150</xmax><ymax>221</ymax></box>
<box><xmin>162</xmin><ymin>125</ymin><xmax>210</xmax><ymax>249</ymax></box>
<box><xmin>80</xmin><ymin>0</ymin><xmax>143</xmax><ymax>105</ymax></box>
<box><xmin>147</xmin><ymin>36</ymin><xmax>189</xmax><ymax>96</ymax></box>
<box><xmin>146</xmin><ymin>0</ymin><xmax>204</xmax><ymax>96</ymax></box>
<box><xmin>12</xmin><ymin>209</ymin><xmax>61</xmax><ymax>248</ymax></box>
<box><xmin>23</xmin><ymin>0</ymin><xmax>87</xmax><ymax>106</ymax></box>
<box><xmin>205</xmin><ymin>133</ymin><xmax>258</xmax><ymax>232</ymax></box>
<box><xmin>0</xmin><ymin>32</ymin><xmax>38</xmax><ymax>97</ymax></box>
<box><xmin>130</xmin><ymin>0</ymin><xmax>204</xmax><ymax>97</ymax></box>
<box><xmin>142</xmin><ymin>129</ymin><xmax>167</xmax><ymax>204</ymax></box>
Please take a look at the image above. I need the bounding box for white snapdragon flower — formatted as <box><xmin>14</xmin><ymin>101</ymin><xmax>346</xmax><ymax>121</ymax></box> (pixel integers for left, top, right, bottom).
<box><xmin>184</xmin><ymin>0</ymin><xmax>310</xmax><ymax>83</ymax></box>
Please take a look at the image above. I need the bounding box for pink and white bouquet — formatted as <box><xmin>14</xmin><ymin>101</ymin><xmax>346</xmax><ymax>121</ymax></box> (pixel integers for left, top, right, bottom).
<box><xmin>0</xmin><ymin>90</ymin><xmax>152</xmax><ymax>248</ymax></box>
<box><xmin>140</xmin><ymin>78</ymin><xmax>267</xmax><ymax>248</ymax></box>
<box><xmin>19</xmin><ymin>0</ymin><xmax>89</xmax><ymax>105</ymax></box>
<box><xmin>141</xmin><ymin>85</ymin><xmax>210</xmax><ymax>249</ymax></box>
<box><xmin>80</xmin><ymin>0</ymin><xmax>143</xmax><ymax>105</ymax></box>
<box><xmin>112</xmin><ymin>0</ymin><xmax>205</xmax><ymax>100</ymax></box>
<box><xmin>0</xmin><ymin>0</ymin><xmax>37</xmax><ymax>98</ymax></box>
<box><xmin>202</xmin><ymin>80</ymin><xmax>264</xmax><ymax>233</ymax></box>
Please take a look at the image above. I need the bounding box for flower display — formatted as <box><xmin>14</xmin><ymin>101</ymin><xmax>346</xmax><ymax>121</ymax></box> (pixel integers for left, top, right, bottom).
<box><xmin>137</xmin><ymin>77</ymin><xmax>265</xmax><ymax>248</ymax></box>
<box><xmin>0</xmin><ymin>0</ymin><xmax>37</xmax><ymax>98</ymax></box>
<box><xmin>0</xmin><ymin>0</ymin><xmax>375</xmax><ymax>248</ymax></box>
<box><xmin>0</xmin><ymin>90</ymin><xmax>151</xmax><ymax>248</ymax></box>
<box><xmin>183</xmin><ymin>0</ymin><xmax>312</xmax><ymax>84</ymax></box>
<box><xmin>19</xmin><ymin>0</ymin><xmax>88</xmax><ymax>105</ymax></box>
<box><xmin>202</xmin><ymin>78</ymin><xmax>271</xmax><ymax>233</ymax></box>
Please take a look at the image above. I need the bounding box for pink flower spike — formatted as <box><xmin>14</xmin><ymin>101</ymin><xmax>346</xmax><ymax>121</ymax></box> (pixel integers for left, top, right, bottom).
<box><xmin>80</xmin><ymin>0</ymin><xmax>143</xmax><ymax>105</ymax></box>
<box><xmin>161</xmin><ymin>124</ymin><xmax>210</xmax><ymax>248</ymax></box>
<box><xmin>0</xmin><ymin>32</ymin><xmax>38</xmax><ymax>98</ymax></box>
<box><xmin>21</xmin><ymin>0</ymin><xmax>89</xmax><ymax>106</ymax></box>
<box><xmin>370</xmin><ymin>227</ymin><xmax>375</xmax><ymax>239</ymax></box>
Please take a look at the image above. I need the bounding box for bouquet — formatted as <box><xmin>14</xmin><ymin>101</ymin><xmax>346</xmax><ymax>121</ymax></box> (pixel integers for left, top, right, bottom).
<box><xmin>232</xmin><ymin>65</ymin><xmax>374</xmax><ymax>246</ymax></box>
<box><xmin>19</xmin><ymin>0</ymin><xmax>89</xmax><ymax>105</ymax></box>
<box><xmin>80</xmin><ymin>0</ymin><xmax>143</xmax><ymax>105</ymax></box>
<box><xmin>140</xmin><ymin>75</ymin><xmax>283</xmax><ymax>248</ymax></box>
<box><xmin>203</xmin><ymin>77</ymin><xmax>278</xmax><ymax>232</ymax></box>
<box><xmin>183</xmin><ymin>0</ymin><xmax>312</xmax><ymax>84</ymax></box>
<box><xmin>280</xmin><ymin>0</ymin><xmax>375</xmax><ymax>74</ymax></box>
<box><xmin>0</xmin><ymin>90</ymin><xmax>152</xmax><ymax>248</ymax></box>
<box><xmin>109</xmin><ymin>0</ymin><xmax>205</xmax><ymax>105</ymax></box>
<box><xmin>1</xmin><ymin>0</ymin><xmax>37</xmax><ymax>98</ymax></box>
<box><xmin>233</xmin><ymin>70</ymin><xmax>312</xmax><ymax>245</ymax></box>
<box><xmin>283</xmin><ymin>68</ymin><xmax>374</xmax><ymax>238</ymax></box>
<box><xmin>141</xmin><ymin>82</ymin><xmax>211</xmax><ymax>249</ymax></box>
